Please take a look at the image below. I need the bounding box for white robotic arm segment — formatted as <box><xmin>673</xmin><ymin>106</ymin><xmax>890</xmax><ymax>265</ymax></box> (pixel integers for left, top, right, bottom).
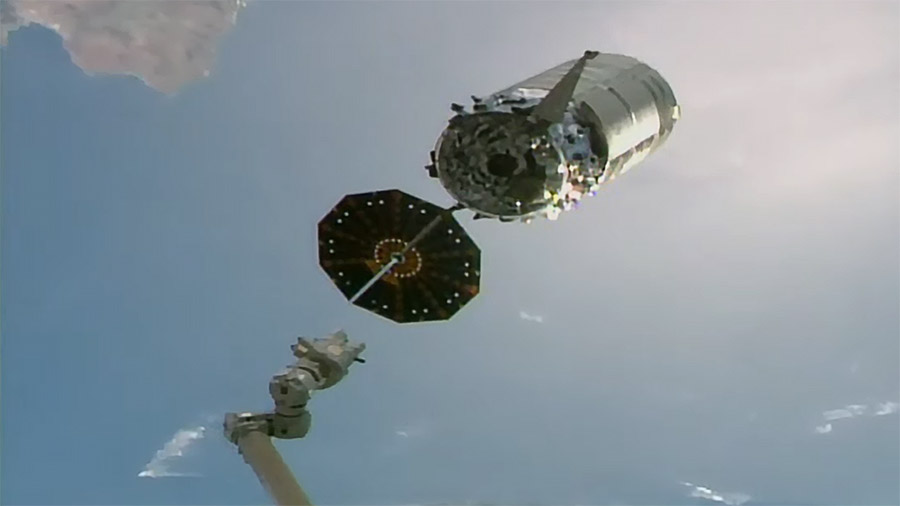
<box><xmin>225</xmin><ymin>330</ymin><xmax>365</xmax><ymax>442</ymax></box>
<box><xmin>224</xmin><ymin>331</ymin><xmax>366</xmax><ymax>506</ymax></box>
<box><xmin>291</xmin><ymin>330</ymin><xmax>366</xmax><ymax>390</ymax></box>
<box><xmin>269</xmin><ymin>368</ymin><xmax>315</xmax><ymax>417</ymax></box>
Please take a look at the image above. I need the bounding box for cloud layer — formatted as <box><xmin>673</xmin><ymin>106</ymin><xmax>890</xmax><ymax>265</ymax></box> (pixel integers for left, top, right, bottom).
<box><xmin>681</xmin><ymin>482</ymin><xmax>751</xmax><ymax>506</ymax></box>
<box><xmin>1</xmin><ymin>0</ymin><xmax>245</xmax><ymax>93</ymax></box>
<box><xmin>814</xmin><ymin>401</ymin><xmax>899</xmax><ymax>435</ymax></box>
<box><xmin>518</xmin><ymin>311</ymin><xmax>545</xmax><ymax>324</ymax></box>
<box><xmin>138</xmin><ymin>425</ymin><xmax>207</xmax><ymax>478</ymax></box>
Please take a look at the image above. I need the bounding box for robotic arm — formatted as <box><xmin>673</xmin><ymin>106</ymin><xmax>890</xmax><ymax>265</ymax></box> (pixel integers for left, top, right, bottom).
<box><xmin>224</xmin><ymin>330</ymin><xmax>365</xmax><ymax>506</ymax></box>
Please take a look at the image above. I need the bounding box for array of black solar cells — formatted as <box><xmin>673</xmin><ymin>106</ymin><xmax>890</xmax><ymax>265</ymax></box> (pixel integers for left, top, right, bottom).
<box><xmin>318</xmin><ymin>189</ymin><xmax>480</xmax><ymax>323</ymax></box>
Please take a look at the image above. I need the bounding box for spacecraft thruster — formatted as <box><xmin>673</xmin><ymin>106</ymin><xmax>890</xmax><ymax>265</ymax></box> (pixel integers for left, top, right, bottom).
<box><xmin>318</xmin><ymin>189</ymin><xmax>481</xmax><ymax>324</ymax></box>
<box><xmin>316</xmin><ymin>51</ymin><xmax>678</xmax><ymax>323</ymax></box>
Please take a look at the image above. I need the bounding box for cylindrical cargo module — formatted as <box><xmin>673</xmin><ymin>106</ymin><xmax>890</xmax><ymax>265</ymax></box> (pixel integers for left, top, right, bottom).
<box><xmin>431</xmin><ymin>51</ymin><xmax>680</xmax><ymax>222</ymax></box>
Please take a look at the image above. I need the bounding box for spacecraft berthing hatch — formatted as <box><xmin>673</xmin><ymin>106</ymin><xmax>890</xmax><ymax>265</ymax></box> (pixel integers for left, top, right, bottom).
<box><xmin>318</xmin><ymin>50</ymin><xmax>680</xmax><ymax>323</ymax></box>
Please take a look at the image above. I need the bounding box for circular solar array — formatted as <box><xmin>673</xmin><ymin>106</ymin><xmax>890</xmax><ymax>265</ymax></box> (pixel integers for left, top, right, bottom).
<box><xmin>318</xmin><ymin>189</ymin><xmax>481</xmax><ymax>324</ymax></box>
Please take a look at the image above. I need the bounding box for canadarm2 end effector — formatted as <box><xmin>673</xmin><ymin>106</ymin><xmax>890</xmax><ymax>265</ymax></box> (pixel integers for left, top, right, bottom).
<box><xmin>290</xmin><ymin>330</ymin><xmax>366</xmax><ymax>390</ymax></box>
<box><xmin>225</xmin><ymin>330</ymin><xmax>366</xmax><ymax>443</ymax></box>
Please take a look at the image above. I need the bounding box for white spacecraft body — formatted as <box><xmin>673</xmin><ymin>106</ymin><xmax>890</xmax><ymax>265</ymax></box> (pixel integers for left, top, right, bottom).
<box><xmin>431</xmin><ymin>51</ymin><xmax>680</xmax><ymax>221</ymax></box>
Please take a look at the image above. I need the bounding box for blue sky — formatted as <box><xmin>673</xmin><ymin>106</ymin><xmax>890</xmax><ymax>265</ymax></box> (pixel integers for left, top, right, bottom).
<box><xmin>2</xmin><ymin>2</ymin><xmax>898</xmax><ymax>505</ymax></box>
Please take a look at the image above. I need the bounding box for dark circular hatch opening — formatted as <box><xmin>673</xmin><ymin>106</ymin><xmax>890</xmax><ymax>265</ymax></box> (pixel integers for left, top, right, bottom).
<box><xmin>487</xmin><ymin>153</ymin><xmax>519</xmax><ymax>177</ymax></box>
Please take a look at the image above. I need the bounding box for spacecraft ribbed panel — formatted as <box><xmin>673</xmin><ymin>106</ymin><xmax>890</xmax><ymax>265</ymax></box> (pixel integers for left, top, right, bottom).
<box><xmin>495</xmin><ymin>53</ymin><xmax>642</xmax><ymax>99</ymax></box>
<box><xmin>502</xmin><ymin>54</ymin><xmax>678</xmax><ymax>166</ymax></box>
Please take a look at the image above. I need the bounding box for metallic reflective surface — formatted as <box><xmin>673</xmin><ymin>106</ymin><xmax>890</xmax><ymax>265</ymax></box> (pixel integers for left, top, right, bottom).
<box><xmin>431</xmin><ymin>51</ymin><xmax>679</xmax><ymax>222</ymax></box>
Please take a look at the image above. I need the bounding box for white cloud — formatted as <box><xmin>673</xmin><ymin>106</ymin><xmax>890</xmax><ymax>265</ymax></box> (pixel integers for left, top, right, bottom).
<box><xmin>814</xmin><ymin>401</ymin><xmax>899</xmax><ymax>434</ymax></box>
<box><xmin>138</xmin><ymin>425</ymin><xmax>207</xmax><ymax>478</ymax></box>
<box><xmin>823</xmin><ymin>404</ymin><xmax>867</xmax><ymax>421</ymax></box>
<box><xmin>384</xmin><ymin>422</ymin><xmax>432</xmax><ymax>456</ymax></box>
<box><xmin>874</xmin><ymin>402</ymin><xmax>899</xmax><ymax>417</ymax></box>
<box><xmin>518</xmin><ymin>310</ymin><xmax>544</xmax><ymax>324</ymax></box>
<box><xmin>815</xmin><ymin>423</ymin><xmax>833</xmax><ymax>434</ymax></box>
<box><xmin>0</xmin><ymin>0</ymin><xmax>244</xmax><ymax>93</ymax></box>
<box><xmin>681</xmin><ymin>482</ymin><xmax>751</xmax><ymax>506</ymax></box>
<box><xmin>393</xmin><ymin>423</ymin><xmax>428</xmax><ymax>439</ymax></box>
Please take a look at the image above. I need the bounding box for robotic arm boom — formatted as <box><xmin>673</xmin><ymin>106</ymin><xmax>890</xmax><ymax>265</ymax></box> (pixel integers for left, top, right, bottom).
<box><xmin>224</xmin><ymin>330</ymin><xmax>365</xmax><ymax>506</ymax></box>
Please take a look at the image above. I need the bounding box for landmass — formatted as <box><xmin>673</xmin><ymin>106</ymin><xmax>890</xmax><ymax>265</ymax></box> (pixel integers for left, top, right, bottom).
<box><xmin>1</xmin><ymin>0</ymin><xmax>246</xmax><ymax>94</ymax></box>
